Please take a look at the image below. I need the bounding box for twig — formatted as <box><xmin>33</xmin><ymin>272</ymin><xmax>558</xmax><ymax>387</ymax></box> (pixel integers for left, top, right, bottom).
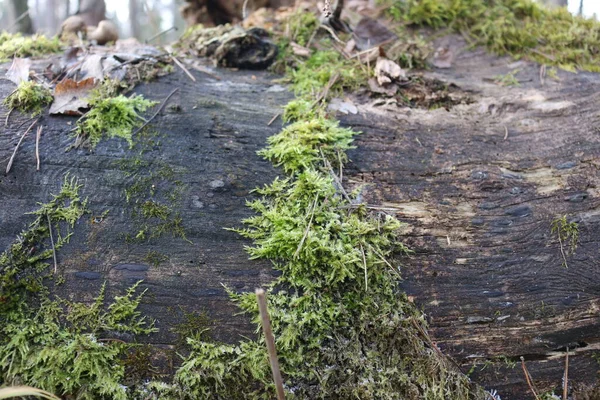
<box><xmin>320</xmin><ymin>149</ymin><xmax>351</xmax><ymax>202</ymax></box>
<box><xmin>5</xmin><ymin>107</ymin><xmax>13</xmax><ymax>126</ymax></box>
<box><xmin>312</xmin><ymin>72</ymin><xmax>339</xmax><ymax>107</ymax></box>
<box><xmin>242</xmin><ymin>0</ymin><xmax>250</xmax><ymax>20</ymax></box>
<box><xmin>503</xmin><ymin>126</ymin><xmax>508</xmax><ymax>140</ymax></box>
<box><xmin>5</xmin><ymin>118</ymin><xmax>39</xmax><ymax>174</ymax></box>
<box><xmin>146</xmin><ymin>26</ymin><xmax>177</xmax><ymax>44</ymax></box>
<box><xmin>267</xmin><ymin>113</ymin><xmax>280</xmax><ymax>126</ymax></box>
<box><xmin>557</xmin><ymin>232</ymin><xmax>569</xmax><ymax>269</ymax></box>
<box><xmin>360</xmin><ymin>244</ymin><xmax>368</xmax><ymax>291</ymax></box>
<box><xmin>133</xmin><ymin>88</ymin><xmax>179</xmax><ymax>136</ymax></box>
<box><xmin>563</xmin><ymin>347</ymin><xmax>569</xmax><ymax>400</ymax></box>
<box><xmin>294</xmin><ymin>195</ymin><xmax>319</xmax><ymax>259</ymax></box>
<box><xmin>255</xmin><ymin>289</ymin><xmax>285</xmax><ymax>400</ymax></box>
<box><xmin>8</xmin><ymin>9</ymin><xmax>30</xmax><ymax>31</ymax></box>
<box><xmin>190</xmin><ymin>65</ymin><xmax>221</xmax><ymax>80</ymax></box>
<box><xmin>520</xmin><ymin>357</ymin><xmax>540</xmax><ymax>400</ymax></box>
<box><xmin>47</xmin><ymin>213</ymin><xmax>58</xmax><ymax>274</ymax></box>
<box><xmin>35</xmin><ymin>126</ymin><xmax>42</xmax><ymax>171</ymax></box>
<box><xmin>319</xmin><ymin>24</ymin><xmax>344</xmax><ymax>44</ymax></box>
<box><xmin>171</xmin><ymin>55</ymin><xmax>196</xmax><ymax>82</ymax></box>
<box><xmin>539</xmin><ymin>64</ymin><xmax>546</xmax><ymax>86</ymax></box>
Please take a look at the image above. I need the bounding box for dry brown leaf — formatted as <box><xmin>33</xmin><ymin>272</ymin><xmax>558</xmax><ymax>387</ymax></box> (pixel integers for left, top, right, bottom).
<box><xmin>368</xmin><ymin>77</ymin><xmax>398</xmax><ymax>96</ymax></box>
<box><xmin>49</xmin><ymin>77</ymin><xmax>96</xmax><ymax>115</ymax></box>
<box><xmin>374</xmin><ymin>56</ymin><xmax>405</xmax><ymax>85</ymax></box>
<box><xmin>5</xmin><ymin>58</ymin><xmax>31</xmax><ymax>85</ymax></box>
<box><xmin>79</xmin><ymin>54</ymin><xmax>105</xmax><ymax>82</ymax></box>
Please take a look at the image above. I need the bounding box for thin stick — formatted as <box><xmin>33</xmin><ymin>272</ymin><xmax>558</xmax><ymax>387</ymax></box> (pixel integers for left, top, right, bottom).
<box><xmin>294</xmin><ymin>195</ymin><xmax>319</xmax><ymax>259</ymax></box>
<box><xmin>520</xmin><ymin>357</ymin><xmax>540</xmax><ymax>400</ymax></box>
<box><xmin>5</xmin><ymin>107</ymin><xmax>13</xmax><ymax>126</ymax></box>
<box><xmin>133</xmin><ymin>88</ymin><xmax>179</xmax><ymax>136</ymax></box>
<box><xmin>146</xmin><ymin>26</ymin><xmax>177</xmax><ymax>44</ymax></box>
<box><xmin>558</xmin><ymin>232</ymin><xmax>569</xmax><ymax>269</ymax></box>
<box><xmin>360</xmin><ymin>244</ymin><xmax>368</xmax><ymax>291</ymax></box>
<box><xmin>503</xmin><ymin>126</ymin><xmax>508</xmax><ymax>140</ymax></box>
<box><xmin>267</xmin><ymin>113</ymin><xmax>280</xmax><ymax>126</ymax></box>
<box><xmin>35</xmin><ymin>125</ymin><xmax>42</xmax><ymax>171</ymax></box>
<box><xmin>191</xmin><ymin>65</ymin><xmax>221</xmax><ymax>80</ymax></box>
<box><xmin>47</xmin><ymin>213</ymin><xmax>58</xmax><ymax>274</ymax></box>
<box><xmin>563</xmin><ymin>347</ymin><xmax>569</xmax><ymax>400</ymax></box>
<box><xmin>242</xmin><ymin>0</ymin><xmax>250</xmax><ymax>20</ymax></box>
<box><xmin>319</xmin><ymin>24</ymin><xmax>344</xmax><ymax>44</ymax></box>
<box><xmin>255</xmin><ymin>289</ymin><xmax>285</xmax><ymax>400</ymax></box>
<box><xmin>5</xmin><ymin>118</ymin><xmax>39</xmax><ymax>174</ymax></box>
<box><xmin>8</xmin><ymin>9</ymin><xmax>30</xmax><ymax>31</ymax></box>
<box><xmin>171</xmin><ymin>55</ymin><xmax>196</xmax><ymax>82</ymax></box>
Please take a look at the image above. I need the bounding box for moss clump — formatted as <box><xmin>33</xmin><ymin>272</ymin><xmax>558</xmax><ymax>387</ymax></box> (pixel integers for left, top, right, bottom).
<box><xmin>551</xmin><ymin>215</ymin><xmax>579</xmax><ymax>268</ymax></box>
<box><xmin>285</xmin><ymin>10</ymin><xmax>320</xmax><ymax>47</ymax></box>
<box><xmin>0</xmin><ymin>176</ymin><xmax>155</xmax><ymax>399</ymax></box>
<box><xmin>386</xmin><ymin>0</ymin><xmax>600</xmax><ymax>72</ymax></box>
<box><xmin>290</xmin><ymin>50</ymin><xmax>367</xmax><ymax>98</ymax></box>
<box><xmin>75</xmin><ymin>81</ymin><xmax>157</xmax><ymax>148</ymax></box>
<box><xmin>0</xmin><ymin>32</ymin><xmax>62</xmax><ymax>61</ymax></box>
<box><xmin>3</xmin><ymin>80</ymin><xmax>53</xmax><ymax>117</ymax></box>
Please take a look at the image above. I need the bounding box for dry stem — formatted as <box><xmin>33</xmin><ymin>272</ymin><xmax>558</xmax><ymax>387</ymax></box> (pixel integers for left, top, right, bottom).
<box><xmin>6</xmin><ymin>117</ymin><xmax>39</xmax><ymax>174</ymax></box>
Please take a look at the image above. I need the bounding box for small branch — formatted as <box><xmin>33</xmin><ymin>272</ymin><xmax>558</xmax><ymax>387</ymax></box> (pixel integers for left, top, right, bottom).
<box><xmin>267</xmin><ymin>113</ymin><xmax>280</xmax><ymax>126</ymax></box>
<box><xmin>255</xmin><ymin>289</ymin><xmax>285</xmax><ymax>400</ymax></box>
<box><xmin>5</xmin><ymin>118</ymin><xmax>39</xmax><ymax>174</ymax></box>
<box><xmin>312</xmin><ymin>72</ymin><xmax>339</xmax><ymax>107</ymax></box>
<box><xmin>47</xmin><ymin>213</ymin><xmax>58</xmax><ymax>274</ymax></box>
<box><xmin>294</xmin><ymin>195</ymin><xmax>319</xmax><ymax>259</ymax></box>
<box><xmin>171</xmin><ymin>55</ymin><xmax>196</xmax><ymax>82</ymax></box>
<box><xmin>557</xmin><ymin>233</ymin><xmax>569</xmax><ymax>269</ymax></box>
<box><xmin>320</xmin><ymin>149</ymin><xmax>351</xmax><ymax>202</ymax></box>
<box><xmin>319</xmin><ymin>24</ymin><xmax>344</xmax><ymax>44</ymax></box>
<box><xmin>242</xmin><ymin>0</ymin><xmax>250</xmax><ymax>20</ymax></box>
<box><xmin>503</xmin><ymin>125</ymin><xmax>508</xmax><ymax>140</ymax></box>
<box><xmin>563</xmin><ymin>347</ymin><xmax>569</xmax><ymax>400</ymax></box>
<box><xmin>35</xmin><ymin>126</ymin><xmax>42</xmax><ymax>171</ymax></box>
<box><xmin>360</xmin><ymin>243</ymin><xmax>368</xmax><ymax>291</ymax></box>
<box><xmin>146</xmin><ymin>26</ymin><xmax>177</xmax><ymax>44</ymax></box>
<box><xmin>5</xmin><ymin>107</ymin><xmax>14</xmax><ymax>127</ymax></box>
<box><xmin>520</xmin><ymin>357</ymin><xmax>540</xmax><ymax>400</ymax></box>
<box><xmin>133</xmin><ymin>88</ymin><xmax>179</xmax><ymax>136</ymax></box>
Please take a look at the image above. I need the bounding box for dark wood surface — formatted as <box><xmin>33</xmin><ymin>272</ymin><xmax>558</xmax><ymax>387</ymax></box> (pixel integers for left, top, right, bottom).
<box><xmin>344</xmin><ymin>35</ymin><xmax>600</xmax><ymax>399</ymax></box>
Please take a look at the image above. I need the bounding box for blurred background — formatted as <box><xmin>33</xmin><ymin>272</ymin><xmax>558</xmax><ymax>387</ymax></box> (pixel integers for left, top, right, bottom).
<box><xmin>0</xmin><ymin>0</ymin><xmax>596</xmax><ymax>44</ymax></box>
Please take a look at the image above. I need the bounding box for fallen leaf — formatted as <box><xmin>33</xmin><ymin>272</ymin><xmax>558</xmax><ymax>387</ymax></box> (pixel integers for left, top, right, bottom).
<box><xmin>328</xmin><ymin>97</ymin><xmax>358</xmax><ymax>115</ymax></box>
<box><xmin>368</xmin><ymin>78</ymin><xmax>398</xmax><ymax>96</ymax></box>
<box><xmin>431</xmin><ymin>47</ymin><xmax>454</xmax><ymax>69</ymax></box>
<box><xmin>374</xmin><ymin>57</ymin><xmax>405</xmax><ymax>85</ymax></box>
<box><xmin>5</xmin><ymin>58</ymin><xmax>31</xmax><ymax>85</ymax></box>
<box><xmin>79</xmin><ymin>54</ymin><xmax>105</xmax><ymax>82</ymax></box>
<box><xmin>49</xmin><ymin>77</ymin><xmax>96</xmax><ymax>115</ymax></box>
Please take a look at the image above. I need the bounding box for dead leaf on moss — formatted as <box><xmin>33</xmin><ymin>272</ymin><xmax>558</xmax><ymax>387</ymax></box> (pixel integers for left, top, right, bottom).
<box><xmin>374</xmin><ymin>57</ymin><xmax>406</xmax><ymax>85</ymax></box>
<box><xmin>49</xmin><ymin>77</ymin><xmax>96</xmax><ymax>115</ymax></box>
<box><xmin>5</xmin><ymin>58</ymin><xmax>31</xmax><ymax>85</ymax></box>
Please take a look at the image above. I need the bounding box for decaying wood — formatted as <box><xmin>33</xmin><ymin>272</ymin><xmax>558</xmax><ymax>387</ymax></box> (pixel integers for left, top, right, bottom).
<box><xmin>343</xmin><ymin>34</ymin><xmax>600</xmax><ymax>398</ymax></box>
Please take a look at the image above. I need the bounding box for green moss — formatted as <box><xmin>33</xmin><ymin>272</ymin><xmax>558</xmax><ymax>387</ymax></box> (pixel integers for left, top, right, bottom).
<box><xmin>171</xmin><ymin>308</ymin><xmax>212</xmax><ymax>351</ymax></box>
<box><xmin>3</xmin><ymin>80</ymin><xmax>53</xmax><ymax>117</ymax></box>
<box><xmin>286</xmin><ymin>10</ymin><xmax>319</xmax><ymax>47</ymax></box>
<box><xmin>0</xmin><ymin>176</ymin><xmax>155</xmax><ymax>399</ymax></box>
<box><xmin>75</xmin><ymin>81</ymin><xmax>157</xmax><ymax>148</ymax></box>
<box><xmin>493</xmin><ymin>69</ymin><xmax>521</xmax><ymax>86</ymax></box>
<box><xmin>290</xmin><ymin>50</ymin><xmax>367</xmax><ymax>98</ymax></box>
<box><xmin>0</xmin><ymin>32</ymin><xmax>62</xmax><ymax>61</ymax></box>
<box><xmin>551</xmin><ymin>215</ymin><xmax>579</xmax><ymax>268</ymax></box>
<box><xmin>385</xmin><ymin>0</ymin><xmax>600</xmax><ymax>72</ymax></box>
<box><xmin>144</xmin><ymin>251</ymin><xmax>169</xmax><ymax>267</ymax></box>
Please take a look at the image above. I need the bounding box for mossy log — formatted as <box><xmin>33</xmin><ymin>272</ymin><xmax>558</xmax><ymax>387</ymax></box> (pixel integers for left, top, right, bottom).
<box><xmin>1</xmin><ymin>34</ymin><xmax>599</xmax><ymax>398</ymax></box>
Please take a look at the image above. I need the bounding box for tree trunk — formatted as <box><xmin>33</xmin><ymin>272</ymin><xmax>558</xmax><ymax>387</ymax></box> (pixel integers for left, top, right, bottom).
<box><xmin>76</xmin><ymin>0</ymin><xmax>106</xmax><ymax>26</ymax></box>
<box><xmin>9</xmin><ymin>0</ymin><xmax>33</xmax><ymax>33</ymax></box>
<box><xmin>539</xmin><ymin>0</ymin><xmax>568</xmax><ymax>7</ymax></box>
<box><xmin>129</xmin><ymin>0</ymin><xmax>141</xmax><ymax>39</ymax></box>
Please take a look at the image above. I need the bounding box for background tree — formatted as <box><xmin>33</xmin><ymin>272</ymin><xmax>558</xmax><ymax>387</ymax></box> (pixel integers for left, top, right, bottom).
<box><xmin>9</xmin><ymin>0</ymin><xmax>33</xmax><ymax>33</ymax></box>
<box><xmin>76</xmin><ymin>0</ymin><xmax>106</xmax><ymax>26</ymax></box>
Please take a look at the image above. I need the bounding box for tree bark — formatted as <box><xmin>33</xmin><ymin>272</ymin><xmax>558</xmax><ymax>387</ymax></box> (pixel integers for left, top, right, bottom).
<box><xmin>9</xmin><ymin>0</ymin><xmax>33</xmax><ymax>33</ymax></box>
<box><xmin>129</xmin><ymin>0</ymin><xmax>141</xmax><ymax>39</ymax></box>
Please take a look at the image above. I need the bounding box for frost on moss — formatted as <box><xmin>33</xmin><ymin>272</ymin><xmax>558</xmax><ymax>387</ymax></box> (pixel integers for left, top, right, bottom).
<box><xmin>386</xmin><ymin>0</ymin><xmax>600</xmax><ymax>72</ymax></box>
<box><xmin>3</xmin><ymin>80</ymin><xmax>53</xmax><ymax>117</ymax></box>
<box><xmin>75</xmin><ymin>82</ymin><xmax>157</xmax><ymax>149</ymax></box>
<box><xmin>0</xmin><ymin>32</ymin><xmax>62</xmax><ymax>61</ymax></box>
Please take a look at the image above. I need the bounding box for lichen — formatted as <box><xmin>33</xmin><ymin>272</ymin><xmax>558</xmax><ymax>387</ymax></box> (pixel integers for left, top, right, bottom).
<box><xmin>0</xmin><ymin>32</ymin><xmax>62</xmax><ymax>61</ymax></box>
<box><xmin>3</xmin><ymin>80</ymin><xmax>53</xmax><ymax>117</ymax></box>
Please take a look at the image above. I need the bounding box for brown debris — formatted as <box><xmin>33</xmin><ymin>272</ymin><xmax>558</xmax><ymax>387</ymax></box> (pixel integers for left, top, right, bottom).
<box><xmin>49</xmin><ymin>77</ymin><xmax>96</xmax><ymax>116</ymax></box>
